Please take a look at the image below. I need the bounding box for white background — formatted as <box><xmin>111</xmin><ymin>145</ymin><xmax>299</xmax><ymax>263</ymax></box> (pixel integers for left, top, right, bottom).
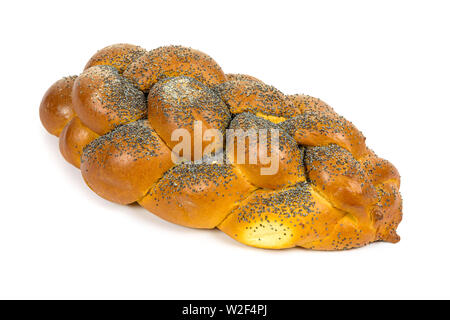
<box><xmin>0</xmin><ymin>0</ymin><xmax>449</xmax><ymax>299</ymax></box>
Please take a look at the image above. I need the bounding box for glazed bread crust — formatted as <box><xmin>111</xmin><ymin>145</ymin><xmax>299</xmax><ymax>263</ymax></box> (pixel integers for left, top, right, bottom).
<box><xmin>59</xmin><ymin>117</ymin><xmax>99</xmax><ymax>168</ymax></box>
<box><xmin>147</xmin><ymin>76</ymin><xmax>231</xmax><ymax>160</ymax></box>
<box><xmin>219</xmin><ymin>183</ymin><xmax>345</xmax><ymax>249</ymax></box>
<box><xmin>139</xmin><ymin>163</ymin><xmax>256</xmax><ymax>229</ymax></box>
<box><xmin>40</xmin><ymin>43</ymin><xmax>403</xmax><ymax>251</ymax></box>
<box><xmin>123</xmin><ymin>45</ymin><xmax>227</xmax><ymax>92</ymax></box>
<box><xmin>81</xmin><ymin>120</ymin><xmax>173</xmax><ymax>204</ymax></box>
<box><xmin>72</xmin><ymin>65</ymin><xmax>147</xmax><ymax>135</ymax></box>
<box><xmin>84</xmin><ymin>43</ymin><xmax>146</xmax><ymax>74</ymax></box>
<box><xmin>227</xmin><ymin>113</ymin><xmax>306</xmax><ymax>189</ymax></box>
<box><xmin>214</xmin><ymin>78</ymin><xmax>297</xmax><ymax>118</ymax></box>
<box><xmin>39</xmin><ymin>76</ymin><xmax>77</xmax><ymax>136</ymax></box>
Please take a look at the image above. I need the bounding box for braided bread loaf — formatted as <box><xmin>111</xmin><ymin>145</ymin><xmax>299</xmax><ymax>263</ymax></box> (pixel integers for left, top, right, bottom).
<box><xmin>39</xmin><ymin>43</ymin><xmax>402</xmax><ymax>250</ymax></box>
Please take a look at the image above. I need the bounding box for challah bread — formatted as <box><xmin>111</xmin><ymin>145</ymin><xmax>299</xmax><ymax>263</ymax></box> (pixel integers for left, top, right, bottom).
<box><xmin>288</xmin><ymin>94</ymin><xmax>336</xmax><ymax>116</ymax></box>
<box><xmin>218</xmin><ymin>182</ymin><xmax>345</xmax><ymax>249</ymax></box>
<box><xmin>305</xmin><ymin>144</ymin><xmax>376</xmax><ymax>225</ymax></box>
<box><xmin>147</xmin><ymin>76</ymin><xmax>231</xmax><ymax>160</ymax></box>
<box><xmin>39</xmin><ymin>76</ymin><xmax>77</xmax><ymax>136</ymax></box>
<box><xmin>214</xmin><ymin>78</ymin><xmax>299</xmax><ymax>119</ymax></box>
<box><xmin>360</xmin><ymin>148</ymin><xmax>400</xmax><ymax>186</ymax></box>
<box><xmin>139</xmin><ymin>162</ymin><xmax>256</xmax><ymax>228</ymax></box>
<box><xmin>373</xmin><ymin>181</ymin><xmax>402</xmax><ymax>243</ymax></box>
<box><xmin>226</xmin><ymin>112</ymin><xmax>306</xmax><ymax>189</ymax></box>
<box><xmin>72</xmin><ymin>65</ymin><xmax>147</xmax><ymax>135</ymax></box>
<box><xmin>123</xmin><ymin>45</ymin><xmax>227</xmax><ymax>92</ymax></box>
<box><xmin>80</xmin><ymin>120</ymin><xmax>173</xmax><ymax>204</ymax></box>
<box><xmin>84</xmin><ymin>43</ymin><xmax>147</xmax><ymax>74</ymax></box>
<box><xmin>59</xmin><ymin>117</ymin><xmax>99</xmax><ymax>168</ymax></box>
<box><xmin>40</xmin><ymin>43</ymin><xmax>403</xmax><ymax>251</ymax></box>
<box><xmin>280</xmin><ymin>109</ymin><xmax>367</xmax><ymax>158</ymax></box>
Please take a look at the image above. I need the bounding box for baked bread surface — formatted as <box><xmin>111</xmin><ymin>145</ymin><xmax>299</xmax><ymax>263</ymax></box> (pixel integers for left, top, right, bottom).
<box><xmin>40</xmin><ymin>44</ymin><xmax>403</xmax><ymax>251</ymax></box>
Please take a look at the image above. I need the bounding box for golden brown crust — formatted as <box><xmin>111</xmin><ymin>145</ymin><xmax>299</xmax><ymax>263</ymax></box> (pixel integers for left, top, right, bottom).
<box><xmin>219</xmin><ymin>183</ymin><xmax>345</xmax><ymax>249</ymax></box>
<box><xmin>81</xmin><ymin>120</ymin><xmax>174</xmax><ymax>204</ymax></box>
<box><xmin>280</xmin><ymin>110</ymin><xmax>367</xmax><ymax>159</ymax></box>
<box><xmin>147</xmin><ymin>76</ymin><xmax>231</xmax><ymax>160</ymax></box>
<box><xmin>84</xmin><ymin>43</ymin><xmax>146</xmax><ymax>74</ymax></box>
<box><xmin>72</xmin><ymin>65</ymin><xmax>147</xmax><ymax>135</ymax></box>
<box><xmin>215</xmin><ymin>79</ymin><xmax>297</xmax><ymax>118</ymax></box>
<box><xmin>139</xmin><ymin>163</ymin><xmax>256</xmax><ymax>229</ymax></box>
<box><xmin>287</xmin><ymin>94</ymin><xmax>336</xmax><ymax>116</ymax></box>
<box><xmin>300</xmin><ymin>215</ymin><xmax>376</xmax><ymax>250</ymax></box>
<box><xmin>360</xmin><ymin>148</ymin><xmax>401</xmax><ymax>187</ymax></box>
<box><xmin>59</xmin><ymin>117</ymin><xmax>99</xmax><ymax>168</ymax></box>
<box><xmin>41</xmin><ymin>44</ymin><xmax>403</xmax><ymax>251</ymax></box>
<box><xmin>373</xmin><ymin>181</ymin><xmax>402</xmax><ymax>243</ymax></box>
<box><xmin>39</xmin><ymin>76</ymin><xmax>77</xmax><ymax>136</ymax></box>
<box><xmin>123</xmin><ymin>45</ymin><xmax>226</xmax><ymax>92</ymax></box>
<box><xmin>225</xmin><ymin>73</ymin><xmax>261</xmax><ymax>82</ymax></box>
<box><xmin>305</xmin><ymin>144</ymin><xmax>378</xmax><ymax>224</ymax></box>
<box><xmin>227</xmin><ymin>113</ymin><xmax>305</xmax><ymax>189</ymax></box>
